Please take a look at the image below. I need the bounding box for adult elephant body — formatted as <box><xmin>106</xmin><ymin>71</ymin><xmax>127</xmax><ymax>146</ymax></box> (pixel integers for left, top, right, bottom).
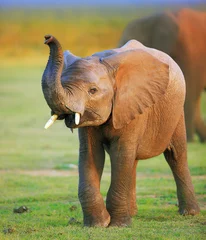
<box><xmin>41</xmin><ymin>35</ymin><xmax>199</xmax><ymax>227</ymax></box>
<box><xmin>119</xmin><ymin>8</ymin><xmax>206</xmax><ymax>142</ymax></box>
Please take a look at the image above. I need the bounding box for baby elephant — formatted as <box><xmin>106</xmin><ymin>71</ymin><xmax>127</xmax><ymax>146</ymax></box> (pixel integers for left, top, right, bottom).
<box><xmin>42</xmin><ymin>35</ymin><xmax>200</xmax><ymax>227</ymax></box>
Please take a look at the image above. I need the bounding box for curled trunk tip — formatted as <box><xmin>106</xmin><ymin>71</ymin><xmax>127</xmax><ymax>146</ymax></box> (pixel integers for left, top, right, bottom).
<box><xmin>44</xmin><ymin>34</ymin><xmax>59</xmax><ymax>45</ymax></box>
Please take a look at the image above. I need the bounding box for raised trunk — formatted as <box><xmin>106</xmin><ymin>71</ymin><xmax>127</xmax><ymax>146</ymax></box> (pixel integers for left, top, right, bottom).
<box><xmin>41</xmin><ymin>35</ymin><xmax>66</xmax><ymax>111</ymax></box>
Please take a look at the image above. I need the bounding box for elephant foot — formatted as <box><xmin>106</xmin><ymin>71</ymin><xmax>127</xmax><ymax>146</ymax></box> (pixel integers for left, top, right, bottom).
<box><xmin>83</xmin><ymin>209</ymin><xmax>111</xmax><ymax>227</ymax></box>
<box><xmin>109</xmin><ymin>215</ymin><xmax>131</xmax><ymax>227</ymax></box>
<box><xmin>179</xmin><ymin>203</ymin><xmax>200</xmax><ymax>216</ymax></box>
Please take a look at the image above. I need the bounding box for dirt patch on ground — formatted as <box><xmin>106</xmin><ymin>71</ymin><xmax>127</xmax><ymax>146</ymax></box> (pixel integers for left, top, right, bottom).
<box><xmin>0</xmin><ymin>169</ymin><xmax>78</xmax><ymax>177</ymax></box>
<box><xmin>0</xmin><ymin>170</ymin><xmax>205</xmax><ymax>180</ymax></box>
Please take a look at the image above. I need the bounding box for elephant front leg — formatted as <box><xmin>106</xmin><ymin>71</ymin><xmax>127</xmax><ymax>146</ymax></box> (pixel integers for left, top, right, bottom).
<box><xmin>106</xmin><ymin>148</ymin><xmax>137</xmax><ymax>226</ymax></box>
<box><xmin>78</xmin><ymin>180</ymin><xmax>110</xmax><ymax>227</ymax></box>
<box><xmin>164</xmin><ymin>113</ymin><xmax>200</xmax><ymax>215</ymax></box>
<box><xmin>78</xmin><ymin>129</ymin><xmax>110</xmax><ymax>227</ymax></box>
<box><xmin>129</xmin><ymin>160</ymin><xmax>138</xmax><ymax>216</ymax></box>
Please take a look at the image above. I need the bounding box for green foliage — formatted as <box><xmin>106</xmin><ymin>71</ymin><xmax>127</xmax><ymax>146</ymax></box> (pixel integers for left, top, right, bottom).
<box><xmin>0</xmin><ymin>7</ymin><xmax>206</xmax><ymax>240</ymax></box>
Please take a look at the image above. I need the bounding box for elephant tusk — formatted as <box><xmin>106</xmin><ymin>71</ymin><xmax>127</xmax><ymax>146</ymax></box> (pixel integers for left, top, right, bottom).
<box><xmin>44</xmin><ymin>114</ymin><xmax>58</xmax><ymax>129</ymax></box>
<box><xmin>75</xmin><ymin>112</ymin><xmax>81</xmax><ymax>125</ymax></box>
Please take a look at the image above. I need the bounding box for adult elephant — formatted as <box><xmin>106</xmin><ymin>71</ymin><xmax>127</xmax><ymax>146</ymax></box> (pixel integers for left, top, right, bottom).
<box><xmin>41</xmin><ymin>35</ymin><xmax>199</xmax><ymax>227</ymax></box>
<box><xmin>118</xmin><ymin>8</ymin><xmax>206</xmax><ymax>142</ymax></box>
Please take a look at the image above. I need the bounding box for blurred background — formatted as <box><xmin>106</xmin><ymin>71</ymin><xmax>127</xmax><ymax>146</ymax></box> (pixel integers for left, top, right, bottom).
<box><xmin>1</xmin><ymin>0</ymin><xmax>206</xmax><ymax>63</ymax></box>
<box><xmin>0</xmin><ymin>0</ymin><xmax>206</xmax><ymax>170</ymax></box>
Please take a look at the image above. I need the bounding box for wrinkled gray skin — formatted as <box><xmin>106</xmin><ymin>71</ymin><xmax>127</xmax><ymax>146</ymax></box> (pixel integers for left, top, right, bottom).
<box><xmin>42</xmin><ymin>35</ymin><xmax>200</xmax><ymax>227</ymax></box>
<box><xmin>118</xmin><ymin>8</ymin><xmax>206</xmax><ymax>142</ymax></box>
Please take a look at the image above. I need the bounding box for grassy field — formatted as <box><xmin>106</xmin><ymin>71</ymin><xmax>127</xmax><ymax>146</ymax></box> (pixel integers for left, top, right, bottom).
<box><xmin>0</xmin><ymin>6</ymin><xmax>206</xmax><ymax>240</ymax></box>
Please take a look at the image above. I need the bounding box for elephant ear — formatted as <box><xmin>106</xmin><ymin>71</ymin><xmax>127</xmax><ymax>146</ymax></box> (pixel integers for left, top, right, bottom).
<box><xmin>101</xmin><ymin>49</ymin><xmax>169</xmax><ymax>129</ymax></box>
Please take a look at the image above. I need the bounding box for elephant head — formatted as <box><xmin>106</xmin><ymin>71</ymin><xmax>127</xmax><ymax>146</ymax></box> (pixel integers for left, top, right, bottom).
<box><xmin>42</xmin><ymin>35</ymin><xmax>169</xmax><ymax>130</ymax></box>
<box><xmin>42</xmin><ymin>35</ymin><xmax>114</xmax><ymax>129</ymax></box>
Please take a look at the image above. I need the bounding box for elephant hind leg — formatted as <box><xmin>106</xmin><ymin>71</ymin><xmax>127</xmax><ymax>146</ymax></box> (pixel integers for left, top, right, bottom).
<box><xmin>164</xmin><ymin>113</ymin><xmax>200</xmax><ymax>215</ymax></box>
<box><xmin>195</xmin><ymin>95</ymin><xmax>206</xmax><ymax>142</ymax></box>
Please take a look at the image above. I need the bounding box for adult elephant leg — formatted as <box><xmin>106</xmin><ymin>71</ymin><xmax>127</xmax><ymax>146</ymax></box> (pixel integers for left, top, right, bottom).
<box><xmin>184</xmin><ymin>93</ymin><xmax>196</xmax><ymax>142</ymax></box>
<box><xmin>129</xmin><ymin>160</ymin><xmax>138</xmax><ymax>216</ymax></box>
<box><xmin>164</xmin><ymin>113</ymin><xmax>200</xmax><ymax>215</ymax></box>
<box><xmin>78</xmin><ymin>128</ymin><xmax>110</xmax><ymax>227</ymax></box>
<box><xmin>106</xmin><ymin>142</ymin><xmax>136</xmax><ymax>226</ymax></box>
<box><xmin>195</xmin><ymin>94</ymin><xmax>206</xmax><ymax>142</ymax></box>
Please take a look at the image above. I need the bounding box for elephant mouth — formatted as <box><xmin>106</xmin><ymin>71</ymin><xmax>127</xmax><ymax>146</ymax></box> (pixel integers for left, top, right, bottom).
<box><xmin>44</xmin><ymin>111</ymin><xmax>81</xmax><ymax>130</ymax></box>
<box><xmin>56</xmin><ymin>106</ymin><xmax>81</xmax><ymax>129</ymax></box>
<box><xmin>64</xmin><ymin>113</ymin><xmax>79</xmax><ymax>128</ymax></box>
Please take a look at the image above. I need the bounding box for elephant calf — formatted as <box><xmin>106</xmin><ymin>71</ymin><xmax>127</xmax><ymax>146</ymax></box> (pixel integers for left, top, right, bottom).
<box><xmin>41</xmin><ymin>35</ymin><xmax>200</xmax><ymax>227</ymax></box>
<box><xmin>118</xmin><ymin>8</ymin><xmax>206</xmax><ymax>142</ymax></box>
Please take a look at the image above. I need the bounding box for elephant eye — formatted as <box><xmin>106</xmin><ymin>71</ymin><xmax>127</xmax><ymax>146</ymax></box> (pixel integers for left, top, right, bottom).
<box><xmin>89</xmin><ymin>87</ymin><xmax>98</xmax><ymax>95</ymax></box>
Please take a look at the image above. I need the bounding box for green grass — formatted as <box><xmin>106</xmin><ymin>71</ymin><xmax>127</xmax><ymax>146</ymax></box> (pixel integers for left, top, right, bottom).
<box><xmin>0</xmin><ymin>173</ymin><xmax>205</xmax><ymax>239</ymax></box>
<box><xmin>0</xmin><ymin>7</ymin><xmax>206</xmax><ymax>239</ymax></box>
